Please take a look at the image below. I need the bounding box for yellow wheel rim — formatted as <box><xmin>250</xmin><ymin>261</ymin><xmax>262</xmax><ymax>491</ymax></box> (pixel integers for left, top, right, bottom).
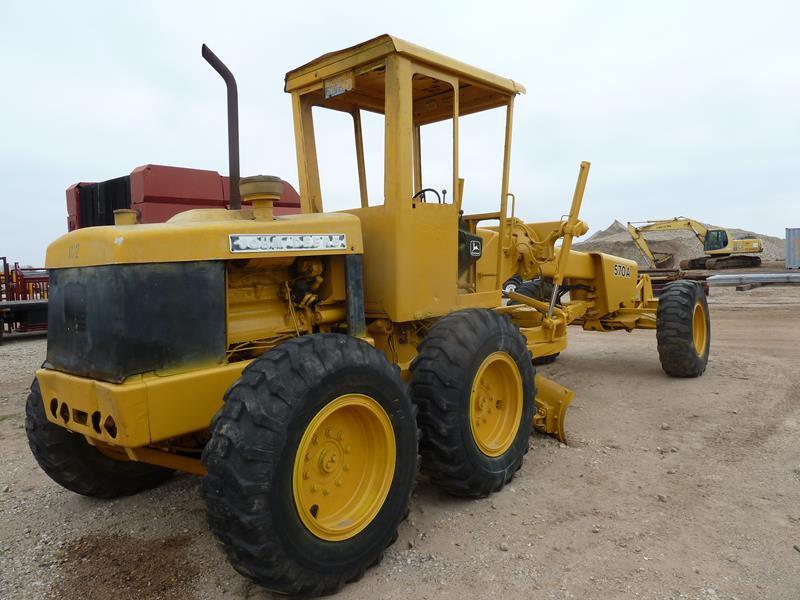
<box><xmin>692</xmin><ymin>301</ymin><xmax>707</xmax><ymax>356</ymax></box>
<box><xmin>293</xmin><ymin>394</ymin><xmax>395</xmax><ymax>542</ymax></box>
<box><xmin>469</xmin><ymin>351</ymin><xmax>524</xmax><ymax>457</ymax></box>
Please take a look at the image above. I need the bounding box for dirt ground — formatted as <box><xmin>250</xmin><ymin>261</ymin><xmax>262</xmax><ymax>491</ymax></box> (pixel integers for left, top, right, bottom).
<box><xmin>1</xmin><ymin>286</ymin><xmax>798</xmax><ymax>600</ymax></box>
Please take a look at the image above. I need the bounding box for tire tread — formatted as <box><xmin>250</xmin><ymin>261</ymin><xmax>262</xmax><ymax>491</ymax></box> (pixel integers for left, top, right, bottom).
<box><xmin>409</xmin><ymin>309</ymin><xmax>535</xmax><ymax>498</ymax></box>
<box><xmin>202</xmin><ymin>334</ymin><xmax>418</xmax><ymax>596</ymax></box>
<box><xmin>656</xmin><ymin>280</ymin><xmax>710</xmax><ymax>377</ymax></box>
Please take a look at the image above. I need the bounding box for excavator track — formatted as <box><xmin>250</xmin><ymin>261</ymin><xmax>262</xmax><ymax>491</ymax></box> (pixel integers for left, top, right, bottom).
<box><xmin>680</xmin><ymin>257</ymin><xmax>709</xmax><ymax>270</ymax></box>
<box><xmin>705</xmin><ymin>255</ymin><xmax>761</xmax><ymax>269</ymax></box>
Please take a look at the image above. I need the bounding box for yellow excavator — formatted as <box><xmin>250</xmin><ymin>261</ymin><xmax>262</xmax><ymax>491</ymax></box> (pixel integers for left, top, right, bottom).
<box><xmin>627</xmin><ymin>217</ymin><xmax>764</xmax><ymax>270</ymax></box>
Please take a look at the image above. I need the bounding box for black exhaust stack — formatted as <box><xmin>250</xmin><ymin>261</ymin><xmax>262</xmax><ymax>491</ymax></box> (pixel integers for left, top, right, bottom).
<box><xmin>202</xmin><ymin>44</ymin><xmax>241</xmax><ymax>210</ymax></box>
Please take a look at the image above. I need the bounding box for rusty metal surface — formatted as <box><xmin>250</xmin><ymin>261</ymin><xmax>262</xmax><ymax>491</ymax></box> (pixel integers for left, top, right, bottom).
<box><xmin>1</xmin><ymin>257</ymin><xmax>48</xmax><ymax>302</ymax></box>
<box><xmin>1</xmin><ymin>257</ymin><xmax>48</xmax><ymax>336</ymax></box>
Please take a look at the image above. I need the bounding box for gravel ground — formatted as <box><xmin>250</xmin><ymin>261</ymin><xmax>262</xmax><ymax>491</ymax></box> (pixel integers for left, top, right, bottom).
<box><xmin>1</xmin><ymin>286</ymin><xmax>799</xmax><ymax>599</ymax></box>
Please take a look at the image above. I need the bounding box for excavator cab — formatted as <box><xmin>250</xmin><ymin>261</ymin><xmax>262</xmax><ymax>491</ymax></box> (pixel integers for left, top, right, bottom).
<box><xmin>703</xmin><ymin>229</ymin><xmax>729</xmax><ymax>252</ymax></box>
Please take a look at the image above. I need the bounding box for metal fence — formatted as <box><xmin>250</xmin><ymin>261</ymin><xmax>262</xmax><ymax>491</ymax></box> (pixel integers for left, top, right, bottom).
<box><xmin>1</xmin><ymin>257</ymin><xmax>49</xmax><ymax>301</ymax></box>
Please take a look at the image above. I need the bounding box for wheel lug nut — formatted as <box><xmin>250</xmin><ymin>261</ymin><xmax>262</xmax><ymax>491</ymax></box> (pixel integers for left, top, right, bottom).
<box><xmin>344</xmin><ymin>445</ymin><xmax>351</xmax><ymax>454</ymax></box>
<box><xmin>312</xmin><ymin>435</ymin><xmax>318</xmax><ymax>445</ymax></box>
<box><xmin>322</xmin><ymin>488</ymin><xmax>329</xmax><ymax>496</ymax></box>
<box><xmin>311</xmin><ymin>484</ymin><xmax>318</xmax><ymax>493</ymax></box>
<box><xmin>335</xmin><ymin>480</ymin><xmax>342</xmax><ymax>487</ymax></box>
<box><xmin>303</xmin><ymin>471</ymin><xmax>309</xmax><ymax>480</ymax></box>
<box><xmin>343</xmin><ymin>464</ymin><xmax>350</xmax><ymax>472</ymax></box>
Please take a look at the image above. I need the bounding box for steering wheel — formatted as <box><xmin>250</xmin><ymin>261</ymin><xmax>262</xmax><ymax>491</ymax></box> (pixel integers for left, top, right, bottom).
<box><xmin>412</xmin><ymin>188</ymin><xmax>442</xmax><ymax>204</ymax></box>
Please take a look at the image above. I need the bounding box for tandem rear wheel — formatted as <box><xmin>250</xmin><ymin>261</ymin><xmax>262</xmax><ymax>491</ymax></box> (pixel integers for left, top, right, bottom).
<box><xmin>202</xmin><ymin>334</ymin><xmax>419</xmax><ymax>597</ymax></box>
<box><xmin>409</xmin><ymin>309</ymin><xmax>536</xmax><ymax>497</ymax></box>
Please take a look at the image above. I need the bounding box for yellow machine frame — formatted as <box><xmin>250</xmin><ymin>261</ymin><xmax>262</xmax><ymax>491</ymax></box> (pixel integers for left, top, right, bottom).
<box><xmin>37</xmin><ymin>34</ymin><xmax>664</xmax><ymax>474</ymax></box>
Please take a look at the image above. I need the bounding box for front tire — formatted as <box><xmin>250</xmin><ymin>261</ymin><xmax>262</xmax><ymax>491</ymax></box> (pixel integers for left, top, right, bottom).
<box><xmin>202</xmin><ymin>334</ymin><xmax>418</xmax><ymax>597</ymax></box>
<box><xmin>656</xmin><ymin>280</ymin><xmax>710</xmax><ymax>377</ymax></box>
<box><xmin>25</xmin><ymin>379</ymin><xmax>173</xmax><ymax>498</ymax></box>
<box><xmin>409</xmin><ymin>309</ymin><xmax>535</xmax><ymax>497</ymax></box>
<box><xmin>502</xmin><ymin>275</ymin><xmax>523</xmax><ymax>296</ymax></box>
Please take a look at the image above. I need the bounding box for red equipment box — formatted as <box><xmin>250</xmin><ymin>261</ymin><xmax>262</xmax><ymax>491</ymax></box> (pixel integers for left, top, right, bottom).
<box><xmin>66</xmin><ymin>164</ymin><xmax>301</xmax><ymax>230</ymax></box>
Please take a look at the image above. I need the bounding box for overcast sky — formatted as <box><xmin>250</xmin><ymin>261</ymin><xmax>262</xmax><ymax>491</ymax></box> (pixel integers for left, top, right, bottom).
<box><xmin>1</xmin><ymin>1</ymin><xmax>798</xmax><ymax>265</ymax></box>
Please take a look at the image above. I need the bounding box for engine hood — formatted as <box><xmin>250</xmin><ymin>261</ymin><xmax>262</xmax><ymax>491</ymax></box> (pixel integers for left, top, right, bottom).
<box><xmin>46</xmin><ymin>209</ymin><xmax>363</xmax><ymax>268</ymax></box>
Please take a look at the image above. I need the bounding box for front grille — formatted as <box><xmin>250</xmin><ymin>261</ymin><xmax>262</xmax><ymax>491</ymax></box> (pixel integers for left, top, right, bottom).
<box><xmin>46</xmin><ymin>261</ymin><xmax>226</xmax><ymax>382</ymax></box>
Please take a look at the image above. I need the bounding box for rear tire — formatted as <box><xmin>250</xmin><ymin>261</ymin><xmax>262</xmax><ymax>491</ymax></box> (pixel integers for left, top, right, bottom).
<box><xmin>409</xmin><ymin>309</ymin><xmax>535</xmax><ymax>497</ymax></box>
<box><xmin>656</xmin><ymin>281</ymin><xmax>710</xmax><ymax>377</ymax></box>
<box><xmin>25</xmin><ymin>379</ymin><xmax>173</xmax><ymax>498</ymax></box>
<box><xmin>202</xmin><ymin>334</ymin><xmax>418</xmax><ymax>597</ymax></box>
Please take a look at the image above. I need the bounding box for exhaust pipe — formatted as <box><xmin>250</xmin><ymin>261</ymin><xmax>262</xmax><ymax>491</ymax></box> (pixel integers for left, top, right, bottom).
<box><xmin>201</xmin><ymin>44</ymin><xmax>241</xmax><ymax>210</ymax></box>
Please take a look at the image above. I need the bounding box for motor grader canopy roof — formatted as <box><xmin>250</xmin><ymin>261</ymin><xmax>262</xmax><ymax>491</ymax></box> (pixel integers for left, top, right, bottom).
<box><xmin>284</xmin><ymin>34</ymin><xmax>526</xmax><ymax>124</ymax></box>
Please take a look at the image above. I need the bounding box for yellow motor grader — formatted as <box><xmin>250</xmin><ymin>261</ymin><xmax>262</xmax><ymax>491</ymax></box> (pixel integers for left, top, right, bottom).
<box><xmin>26</xmin><ymin>36</ymin><xmax>710</xmax><ymax>596</ymax></box>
